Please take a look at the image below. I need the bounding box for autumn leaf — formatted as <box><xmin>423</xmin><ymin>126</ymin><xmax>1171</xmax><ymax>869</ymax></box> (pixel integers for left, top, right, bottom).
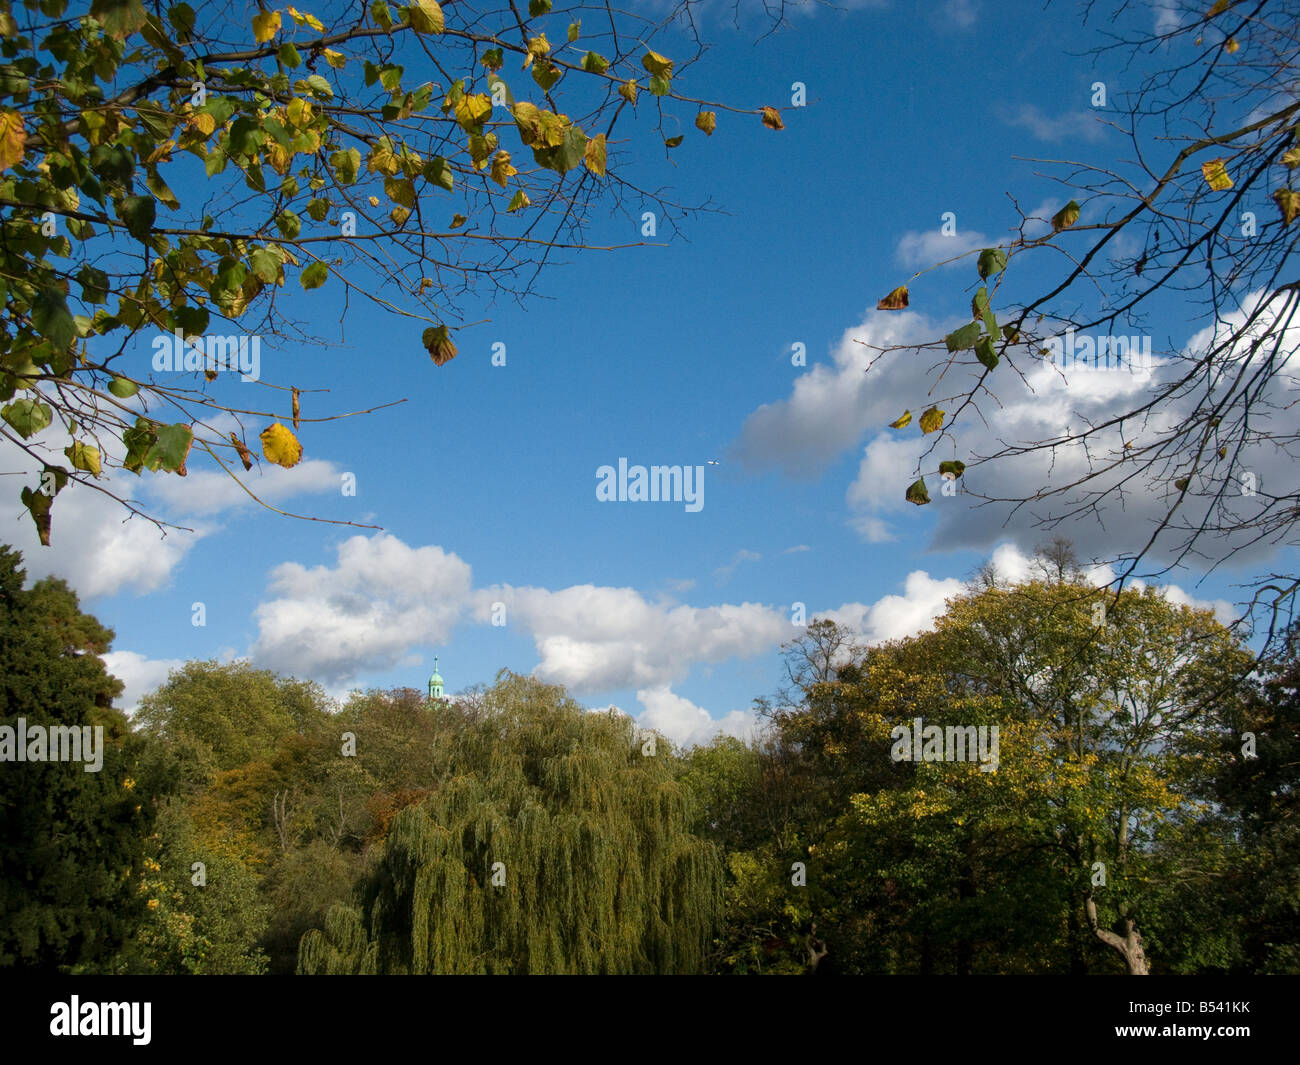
<box><xmin>65</xmin><ymin>441</ymin><xmax>102</xmax><ymax>477</ymax></box>
<box><xmin>619</xmin><ymin>80</ymin><xmax>638</xmax><ymax>104</ymax></box>
<box><xmin>507</xmin><ymin>189</ymin><xmax>530</xmax><ymax>212</ymax></box>
<box><xmin>0</xmin><ymin>110</ymin><xmax>26</xmax><ymax>171</ymax></box>
<box><xmin>450</xmin><ymin>213</ymin><xmax>468</xmax><ymax>228</ymax></box>
<box><xmin>1052</xmin><ymin>200</ymin><xmax>1080</xmax><ymax>231</ymax></box>
<box><xmin>939</xmin><ymin>460</ymin><xmax>966</xmax><ymax>479</ymax></box>
<box><xmin>230</xmin><ymin>433</ymin><xmax>254</xmax><ymax>471</ymax></box>
<box><xmin>408</xmin><ymin>0</ymin><xmax>444</xmax><ymax>34</ymax></box>
<box><xmin>252</xmin><ymin>9</ymin><xmax>281</xmax><ymax>43</ymax></box>
<box><xmin>260</xmin><ymin>422</ymin><xmax>303</xmax><ymax>467</ymax></box>
<box><xmin>761</xmin><ymin>106</ymin><xmax>784</xmax><ymax>131</ymax></box>
<box><xmin>1201</xmin><ymin>158</ymin><xmax>1233</xmax><ymax>190</ymax></box>
<box><xmin>877</xmin><ymin>285</ymin><xmax>909</xmax><ymax>311</ymax></box>
<box><xmin>919</xmin><ymin>406</ymin><xmax>945</xmax><ymax>434</ymax></box>
<box><xmin>422</xmin><ymin>324</ymin><xmax>457</xmax><ymax>366</ymax></box>
<box><xmin>292</xmin><ymin>386</ymin><xmax>301</xmax><ymax>430</ymax></box>
<box><xmin>583</xmin><ymin>133</ymin><xmax>606</xmax><ymax>177</ymax></box>
<box><xmin>489</xmin><ymin>150</ymin><xmax>518</xmax><ymax>188</ymax></box>
<box><xmin>1273</xmin><ymin>188</ymin><xmax>1300</xmax><ymax>224</ymax></box>
<box><xmin>695</xmin><ymin>111</ymin><xmax>716</xmax><ymax>136</ymax></box>
<box><xmin>641</xmin><ymin>50</ymin><xmax>674</xmax><ymax>77</ymax></box>
<box><xmin>889</xmin><ymin>410</ymin><xmax>912</xmax><ymax>429</ymax></box>
<box><xmin>906</xmin><ymin>478</ymin><xmax>930</xmax><ymax>505</ymax></box>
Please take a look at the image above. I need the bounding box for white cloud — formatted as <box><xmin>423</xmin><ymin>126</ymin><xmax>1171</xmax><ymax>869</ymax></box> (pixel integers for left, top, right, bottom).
<box><xmin>999</xmin><ymin>104</ymin><xmax>1109</xmax><ymax>143</ymax></box>
<box><xmin>481</xmin><ymin>582</ymin><xmax>795</xmax><ymax>694</ymax></box>
<box><xmin>895</xmin><ymin>228</ymin><xmax>992</xmax><ymax>270</ymax></box>
<box><xmin>0</xmin><ymin>470</ymin><xmax>205</xmax><ymax>599</ymax></box>
<box><xmin>144</xmin><ymin>458</ymin><xmax>343</xmax><ymax>515</ymax></box>
<box><xmin>636</xmin><ymin>687</ymin><xmax>760</xmax><ymax>748</ymax></box>
<box><xmin>714</xmin><ymin>548</ymin><xmax>761</xmax><ymax>584</ymax></box>
<box><xmin>250</xmin><ymin>533</ymin><xmax>474</xmax><ymax>684</ymax></box>
<box><xmin>102</xmin><ymin>650</ymin><xmax>186</xmax><ymax>713</ymax></box>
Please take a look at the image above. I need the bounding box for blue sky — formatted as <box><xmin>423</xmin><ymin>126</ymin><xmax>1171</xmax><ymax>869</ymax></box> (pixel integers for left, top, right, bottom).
<box><xmin>7</xmin><ymin>0</ymin><xmax>1295</xmax><ymax>746</ymax></box>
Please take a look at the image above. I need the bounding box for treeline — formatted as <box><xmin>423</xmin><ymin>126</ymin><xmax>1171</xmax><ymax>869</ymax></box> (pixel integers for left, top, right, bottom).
<box><xmin>1</xmin><ymin>543</ymin><xmax>1296</xmax><ymax>974</ymax></box>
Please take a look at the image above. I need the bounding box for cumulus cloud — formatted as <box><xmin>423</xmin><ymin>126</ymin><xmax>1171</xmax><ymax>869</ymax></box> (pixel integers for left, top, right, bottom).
<box><xmin>250</xmin><ymin>533</ymin><xmax>474</xmax><ymax>684</ymax></box>
<box><xmin>478</xmin><ymin>582</ymin><xmax>795</xmax><ymax>694</ymax></box>
<box><xmin>730</xmin><ymin>308</ymin><xmax>961</xmax><ymax>477</ymax></box>
<box><xmin>0</xmin><ymin>471</ymin><xmax>206</xmax><ymax>598</ymax></box>
<box><xmin>144</xmin><ymin>458</ymin><xmax>343</xmax><ymax>515</ymax></box>
<box><xmin>895</xmin><ymin>228</ymin><xmax>992</xmax><ymax>270</ymax></box>
<box><xmin>102</xmin><ymin>650</ymin><xmax>186</xmax><ymax>713</ymax></box>
<box><xmin>734</xmin><ymin>290</ymin><xmax>1298</xmax><ymax>575</ymax></box>
<box><xmin>636</xmin><ymin>687</ymin><xmax>760</xmax><ymax>748</ymax></box>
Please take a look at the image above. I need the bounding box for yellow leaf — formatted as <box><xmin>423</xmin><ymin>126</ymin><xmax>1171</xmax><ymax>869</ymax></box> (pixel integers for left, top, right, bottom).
<box><xmin>1283</xmin><ymin>146</ymin><xmax>1300</xmax><ymax>169</ymax></box>
<box><xmin>323</xmin><ymin>48</ymin><xmax>346</xmax><ymax>69</ymax></box>
<box><xmin>291</xmin><ymin>386</ymin><xmax>301</xmax><ymax>430</ymax></box>
<box><xmin>1225</xmin><ymin>37</ymin><xmax>1239</xmax><ymax>53</ymax></box>
<box><xmin>489</xmin><ymin>149</ymin><xmax>517</xmax><ymax>188</ymax></box>
<box><xmin>889</xmin><ymin>410</ymin><xmax>912</xmax><ymax>430</ymax></box>
<box><xmin>618</xmin><ymin>80</ymin><xmax>638</xmax><ymax>104</ymax></box>
<box><xmin>1201</xmin><ymin>157</ymin><xmax>1233</xmax><ymax>190</ymax></box>
<box><xmin>65</xmin><ymin>441</ymin><xmax>102</xmax><ymax>476</ymax></box>
<box><xmin>695</xmin><ymin>111</ymin><xmax>716</xmax><ymax>136</ymax></box>
<box><xmin>188</xmin><ymin>111</ymin><xmax>216</xmax><ymax>136</ymax></box>
<box><xmin>454</xmin><ymin>93</ymin><xmax>492</xmax><ymax>130</ymax></box>
<box><xmin>260</xmin><ymin>422</ymin><xmax>303</xmax><ymax>468</ymax></box>
<box><xmin>1207</xmin><ymin>0</ymin><xmax>1228</xmax><ymax>13</ymax></box>
<box><xmin>761</xmin><ymin>106</ymin><xmax>784</xmax><ymax>131</ymax></box>
<box><xmin>1274</xmin><ymin>188</ymin><xmax>1300</xmax><ymax>224</ymax></box>
<box><xmin>877</xmin><ymin>285</ymin><xmax>909</xmax><ymax>311</ymax></box>
<box><xmin>641</xmin><ymin>50</ymin><xmax>673</xmax><ymax>77</ymax></box>
<box><xmin>583</xmin><ymin>133</ymin><xmax>606</xmax><ymax>177</ymax></box>
<box><xmin>919</xmin><ymin>406</ymin><xmax>945</xmax><ymax>434</ymax></box>
<box><xmin>252</xmin><ymin>9</ymin><xmax>281</xmax><ymax>43</ymax></box>
<box><xmin>0</xmin><ymin>109</ymin><xmax>26</xmax><ymax>171</ymax></box>
<box><xmin>287</xmin><ymin>5</ymin><xmax>324</xmax><ymax>31</ymax></box>
<box><xmin>408</xmin><ymin>0</ymin><xmax>444</xmax><ymax>34</ymax></box>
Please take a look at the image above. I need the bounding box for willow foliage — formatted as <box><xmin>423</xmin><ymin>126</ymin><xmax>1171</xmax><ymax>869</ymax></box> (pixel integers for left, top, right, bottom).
<box><xmin>300</xmin><ymin>672</ymin><xmax>722</xmax><ymax>974</ymax></box>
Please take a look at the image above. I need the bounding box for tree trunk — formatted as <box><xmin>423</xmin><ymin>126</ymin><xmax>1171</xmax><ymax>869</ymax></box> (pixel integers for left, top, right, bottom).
<box><xmin>1086</xmin><ymin>896</ymin><xmax>1149</xmax><ymax>974</ymax></box>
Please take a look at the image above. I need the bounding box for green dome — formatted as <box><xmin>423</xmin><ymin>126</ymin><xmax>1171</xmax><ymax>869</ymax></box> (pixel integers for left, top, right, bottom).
<box><xmin>429</xmin><ymin>670</ymin><xmax>444</xmax><ymax>686</ymax></box>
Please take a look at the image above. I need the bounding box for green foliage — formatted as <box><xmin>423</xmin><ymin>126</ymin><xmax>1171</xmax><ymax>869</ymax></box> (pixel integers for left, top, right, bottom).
<box><xmin>300</xmin><ymin>672</ymin><xmax>723</xmax><ymax>974</ymax></box>
<box><xmin>0</xmin><ymin>546</ymin><xmax>152</xmax><ymax>970</ymax></box>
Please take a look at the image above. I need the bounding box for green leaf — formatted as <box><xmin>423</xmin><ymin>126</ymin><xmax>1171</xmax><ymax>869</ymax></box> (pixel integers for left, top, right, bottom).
<box><xmin>275</xmin><ymin>210</ymin><xmax>302</xmax><ymax>239</ymax></box>
<box><xmin>305</xmin><ymin>74</ymin><xmax>333</xmax><ymax>98</ymax></box>
<box><xmin>939</xmin><ymin>460</ymin><xmax>966</xmax><ymax>479</ymax></box>
<box><xmin>906</xmin><ymin>478</ymin><xmax>930</xmax><ymax>505</ymax></box>
<box><xmin>143</xmin><ymin>423</ymin><xmax>193</xmax><ymax>473</ymax></box>
<box><xmin>107</xmin><ymin>375</ymin><xmax>139</xmax><ymax>398</ymax></box>
<box><xmin>77</xmin><ymin>265</ymin><xmax>111</xmax><ymax>305</ymax></box>
<box><xmin>648</xmin><ymin>74</ymin><xmax>670</xmax><ymax>96</ymax></box>
<box><xmin>975</xmin><ymin>335</ymin><xmax>999</xmax><ymax>370</ymax></box>
<box><xmin>370</xmin><ymin>1</ymin><xmax>393</xmax><ymax>30</ymax></box>
<box><xmin>300</xmin><ymin>261</ymin><xmax>329</xmax><ymax>289</ymax></box>
<box><xmin>424</xmin><ymin>156</ymin><xmax>454</xmax><ymax>191</ymax></box>
<box><xmin>528</xmin><ymin>0</ymin><xmax>552</xmax><ymax>13</ymax></box>
<box><xmin>20</xmin><ymin>485</ymin><xmax>53</xmax><ymax>545</ymax></box>
<box><xmin>32</xmin><ymin>287</ymin><xmax>76</xmax><ymax>350</ymax></box>
<box><xmin>977</xmin><ymin>247</ymin><xmax>1006</xmax><ymax>280</ymax></box>
<box><xmin>2</xmin><ymin>398</ymin><xmax>52</xmax><ymax>438</ymax></box>
<box><xmin>249</xmin><ymin>246</ymin><xmax>282</xmax><ymax>283</ymax></box>
<box><xmin>90</xmin><ymin>0</ymin><xmax>147</xmax><ymax>40</ymax></box>
<box><xmin>945</xmin><ymin>321</ymin><xmax>981</xmax><ymax>352</ymax></box>
<box><xmin>278</xmin><ymin>41</ymin><xmax>302</xmax><ymax>68</ymax></box>
<box><xmin>117</xmin><ymin>194</ymin><xmax>156</xmax><ymax>241</ymax></box>
<box><xmin>330</xmin><ymin>147</ymin><xmax>361</xmax><ymax>184</ymax></box>
<box><xmin>582</xmin><ymin>51</ymin><xmax>609</xmax><ymax>74</ymax></box>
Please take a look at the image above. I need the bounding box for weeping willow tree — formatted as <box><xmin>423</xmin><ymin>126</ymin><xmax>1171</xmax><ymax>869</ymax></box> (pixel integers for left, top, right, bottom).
<box><xmin>299</xmin><ymin>672</ymin><xmax>722</xmax><ymax>974</ymax></box>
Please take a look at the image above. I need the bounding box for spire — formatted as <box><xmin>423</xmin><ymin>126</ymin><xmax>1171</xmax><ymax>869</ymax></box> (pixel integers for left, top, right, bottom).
<box><xmin>428</xmin><ymin>655</ymin><xmax>445</xmax><ymax>701</ymax></box>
